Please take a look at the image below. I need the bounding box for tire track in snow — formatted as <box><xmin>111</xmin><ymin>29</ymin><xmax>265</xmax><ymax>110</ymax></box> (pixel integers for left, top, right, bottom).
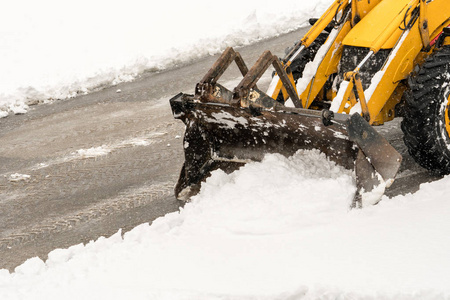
<box><xmin>0</xmin><ymin>130</ymin><xmax>183</xmax><ymax>231</ymax></box>
<box><xmin>0</xmin><ymin>181</ymin><xmax>174</xmax><ymax>251</ymax></box>
<box><xmin>0</xmin><ymin>118</ymin><xmax>180</xmax><ymax>178</ymax></box>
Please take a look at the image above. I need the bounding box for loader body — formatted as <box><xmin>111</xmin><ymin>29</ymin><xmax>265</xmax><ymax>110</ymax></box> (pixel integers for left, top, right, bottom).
<box><xmin>170</xmin><ymin>0</ymin><xmax>450</xmax><ymax>206</ymax></box>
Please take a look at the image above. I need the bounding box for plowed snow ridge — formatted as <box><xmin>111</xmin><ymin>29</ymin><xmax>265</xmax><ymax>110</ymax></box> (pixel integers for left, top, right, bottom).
<box><xmin>1</xmin><ymin>150</ymin><xmax>449</xmax><ymax>299</ymax></box>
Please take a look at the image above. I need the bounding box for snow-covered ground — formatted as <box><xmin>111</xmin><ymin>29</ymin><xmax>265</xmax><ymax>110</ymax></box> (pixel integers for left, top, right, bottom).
<box><xmin>3</xmin><ymin>1</ymin><xmax>450</xmax><ymax>299</ymax></box>
<box><xmin>1</xmin><ymin>150</ymin><xmax>450</xmax><ymax>299</ymax></box>
<box><xmin>0</xmin><ymin>0</ymin><xmax>331</xmax><ymax>117</ymax></box>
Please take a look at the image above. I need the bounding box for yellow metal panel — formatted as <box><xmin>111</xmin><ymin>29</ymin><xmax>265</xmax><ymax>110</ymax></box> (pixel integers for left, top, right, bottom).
<box><xmin>344</xmin><ymin>0</ymin><xmax>450</xmax><ymax>50</ymax></box>
<box><xmin>367</xmin><ymin>0</ymin><xmax>450</xmax><ymax>122</ymax></box>
<box><xmin>445</xmin><ymin>94</ymin><xmax>450</xmax><ymax>139</ymax></box>
<box><xmin>366</xmin><ymin>26</ymin><xmax>422</xmax><ymax>124</ymax></box>
<box><xmin>445</xmin><ymin>36</ymin><xmax>450</xmax><ymax>46</ymax></box>
<box><xmin>419</xmin><ymin>0</ymin><xmax>430</xmax><ymax>48</ymax></box>
<box><xmin>372</xmin><ymin>85</ymin><xmax>406</xmax><ymax>125</ymax></box>
<box><xmin>300</xmin><ymin>21</ymin><xmax>352</xmax><ymax>108</ymax></box>
<box><xmin>426</xmin><ymin>1</ymin><xmax>450</xmax><ymax>39</ymax></box>
<box><xmin>344</xmin><ymin>0</ymin><xmax>413</xmax><ymax>49</ymax></box>
<box><xmin>351</xmin><ymin>0</ymin><xmax>382</xmax><ymax>25</ymax></box>
<box><xmin>300</xmin><ymin>0</ymin><xmax>349</xmax><ymax>48</ymax></box>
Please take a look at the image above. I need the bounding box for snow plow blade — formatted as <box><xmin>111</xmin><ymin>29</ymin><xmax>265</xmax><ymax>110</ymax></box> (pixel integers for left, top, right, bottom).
<box><xmin>170</xmin><ymin>93</ymin><xmax>401</xmax><ymax>207</ymax></box>
<box><xmin>169</xmin><ymin>47</ymin><xmax>402</xmax><ymax>207</ymax></box>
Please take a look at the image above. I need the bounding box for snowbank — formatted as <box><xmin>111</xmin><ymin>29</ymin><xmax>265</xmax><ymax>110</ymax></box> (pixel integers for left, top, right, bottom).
<box><xmin>0</xmin><ymin>0</ymin><xmax>333</xmax><ymax>117</ymax></box>
<box><xmin>1</xmin><ymin>150</ymin><xmax>450</xmax><ymax>299</ymax></box>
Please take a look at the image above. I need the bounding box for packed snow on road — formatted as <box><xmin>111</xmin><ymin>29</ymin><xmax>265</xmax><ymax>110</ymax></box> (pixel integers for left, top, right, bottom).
<box><xmin>2</xmin><ymin>0</ymin><xmax>450</xmax><ymax>299</ymax></box>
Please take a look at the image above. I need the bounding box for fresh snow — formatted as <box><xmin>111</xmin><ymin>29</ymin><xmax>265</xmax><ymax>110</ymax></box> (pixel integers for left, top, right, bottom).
<box><xmin>7</xmin><ymin>173</ymin><xmax>31</xmax><ymax>182</ymax></box>
<box><xmin>3</xmin><ymin>1</ymin><xmax>450</xmax><ymax>299</ymax></box>
<box><xmin>1</xmin><ymin>150</ymin><xmax>450</xmax><ymax>299</ymax></box>
<box><xmin>295</xmin><ymin>27</ymin><xmax>340</xmax><ymax>97</ymax></box>
<box><xmin>0</xmin><ymin>0</ymin><xmax>333</xmax><ymax>117</ymax></box>
<box><xmin>350</xmin><ymin>30</ymin><xmax>410</xmax><ymax>115</ymax></box>
<box><xmin>330</xmin><ymin>80</ymin><xmax>349</xmax><ymax>112</ymax></box>
<box><xmin>20</xmin><ymin>133</ymin><xmax>162</xmax><ymax>174</ymax></box>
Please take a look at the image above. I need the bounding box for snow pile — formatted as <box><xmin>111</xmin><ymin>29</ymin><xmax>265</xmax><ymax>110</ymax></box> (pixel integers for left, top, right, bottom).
<box><xmin>7</xmin><ymin>173</ymin><xmax>31</xmax><ymax>182</ymax></box>
<box><xmin>2</xmin><ymin>149</ymin><xmax>450</xmax><ymax>299</ymax></box>
<box><xmin>75</xmin><ymin>147</ymin><xmax>112</xmax><ymax>159</ymax></box>
<box><xmin>0</xmin><ymin>0</ymin><xmax>333</xmax><ymax>117</ymax></box>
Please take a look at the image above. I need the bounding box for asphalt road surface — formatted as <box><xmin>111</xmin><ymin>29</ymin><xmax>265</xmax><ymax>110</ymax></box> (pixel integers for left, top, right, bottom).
<box><xmin>0</xmin><ymin>28</ymin><xmax>441</xmax><ymax>271</ymax></box>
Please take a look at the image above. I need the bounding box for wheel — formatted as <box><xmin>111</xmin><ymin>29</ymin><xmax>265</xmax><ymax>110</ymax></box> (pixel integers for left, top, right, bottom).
<box><xmin>401</xmin><ymin>46</ymin><xmax>450</xmax><ymax>174</ymax></box>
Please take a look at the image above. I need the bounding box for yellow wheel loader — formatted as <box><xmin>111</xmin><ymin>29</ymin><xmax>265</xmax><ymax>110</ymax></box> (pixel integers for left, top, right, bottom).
<box><xmin>170</xmin><ymin>0</ymin><xmax>450</xmax><ymax>206</ymax></box>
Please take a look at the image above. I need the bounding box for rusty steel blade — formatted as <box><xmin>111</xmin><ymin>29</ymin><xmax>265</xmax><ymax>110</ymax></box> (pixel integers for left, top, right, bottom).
<box><xmin>170</xmin><ymin>93</ymin><xmax>358</xmax><ymax>200</ymax></box>
<box><xmin>347</xmin><ymin>113</ymin><xmax>402</xmax><ymax>184</ymax></box>
<box><xmin>170</xmin><ymin>94</ymin><xmax>403</xmax><ymax>203</ymax></box>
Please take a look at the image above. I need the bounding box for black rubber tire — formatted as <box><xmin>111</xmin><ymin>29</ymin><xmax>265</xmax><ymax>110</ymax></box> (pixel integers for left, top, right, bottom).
<box><xmin>401</xmin><ymin>46</ymin><xmax>450</xmax><ymax>175</ymax></box>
